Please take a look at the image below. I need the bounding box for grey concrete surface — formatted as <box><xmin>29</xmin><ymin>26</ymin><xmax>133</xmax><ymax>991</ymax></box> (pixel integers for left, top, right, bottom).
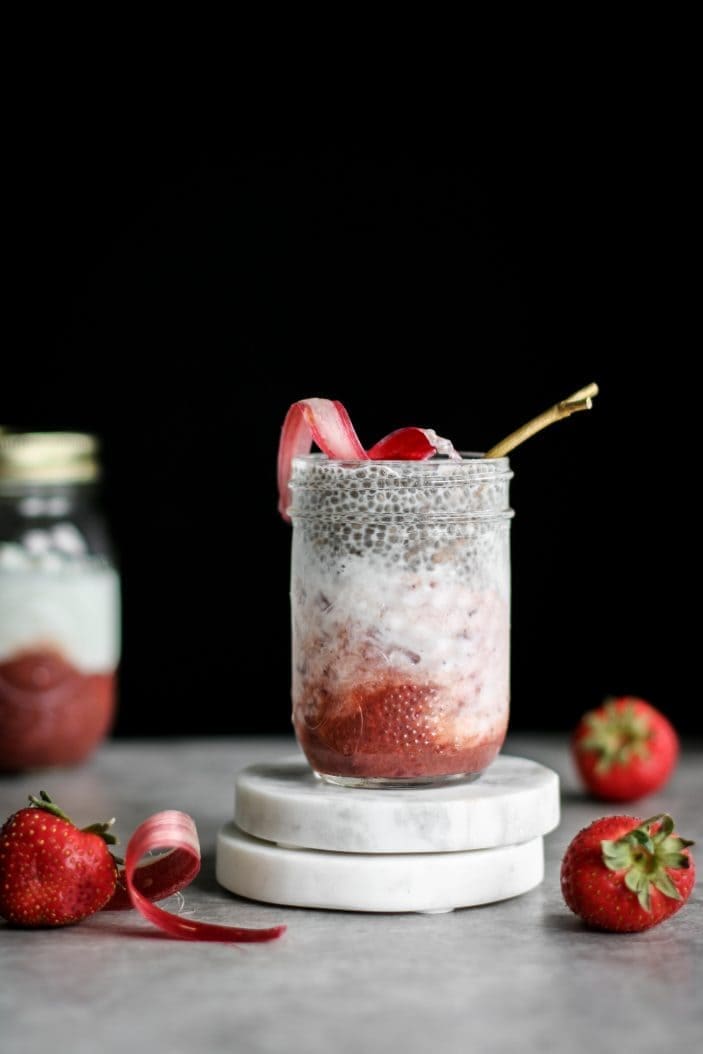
<box><xmin>1</xmin><ymin>735</ymin><xmax>701</xmax><ymax>1054</ymax></box>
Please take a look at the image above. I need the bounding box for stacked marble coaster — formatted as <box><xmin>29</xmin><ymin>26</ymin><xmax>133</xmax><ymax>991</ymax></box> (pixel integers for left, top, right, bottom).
<box><xmin>216</xmin><ymin>755</ymin><xmax>560</xmax><ymax>913</ymax></box>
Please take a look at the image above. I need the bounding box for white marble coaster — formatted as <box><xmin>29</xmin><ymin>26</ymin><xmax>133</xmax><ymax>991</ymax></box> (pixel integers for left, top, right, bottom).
<box><xmin>233</xmin><ymin>754</ymin><xmax>559</xmax><ymax>853</ymax></box>
<box><xmin>216</xmin><ymin>824</ymin><xmax>544</xmax><ymax>913</ymax></box>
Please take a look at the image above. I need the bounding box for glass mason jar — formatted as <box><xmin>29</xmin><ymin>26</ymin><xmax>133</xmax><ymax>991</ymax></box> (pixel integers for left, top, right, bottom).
<box><xmin>290</xmin><ymin>454</ymin><xmax>513</xmax><ymax>787</ymax></box>
<box><xmin>0</xmin><ymin>431</ymin><xmax>120</xmax><ymax>771</ymax></box>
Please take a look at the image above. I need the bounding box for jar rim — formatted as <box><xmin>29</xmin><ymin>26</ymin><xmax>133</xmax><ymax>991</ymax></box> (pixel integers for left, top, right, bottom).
<box><xmin>289</xmin><ymin>452</ymin><xmax>513</xmax><ymax>520</ymax></box>
<box><xmin>291</xmin><ymin>453</ymin><xmax>513</xmax><ymax>481</ymax></box>
<box><xmin>292</xmin><ymin>452</ymin><xmax>510</xmax><ymax>467</ymax></box>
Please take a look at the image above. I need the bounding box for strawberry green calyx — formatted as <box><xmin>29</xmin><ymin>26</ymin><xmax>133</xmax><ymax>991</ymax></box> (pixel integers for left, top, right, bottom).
<box><xmin>580</xmin><ymin>699</ymin><xmax>652</xmax><ymax>773</ymax></box>
<box><xmin>27</xmin><ymin>791</ymin><xmax>118</xmax><ymax>846</ymax></box>
<box><xmin>601</xmin><ymin>814</ymin><xmax>694</xmax><ymax>912</ymax></box>
<box><xmin>81</xmin><ymin>821</ymin><xmax>118</xmax><ymax>846</ymax></box>
<box><xmin>27</xmin><ymin>790</ymin><xmax>72</xmax><ymax>821</ymax></box>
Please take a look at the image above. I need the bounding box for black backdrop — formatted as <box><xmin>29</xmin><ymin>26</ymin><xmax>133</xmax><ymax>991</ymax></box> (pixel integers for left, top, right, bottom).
<box><xmin>5</xmin><ymin>119</ymin><xmax>698</xmax><ymax>736</ymax></box>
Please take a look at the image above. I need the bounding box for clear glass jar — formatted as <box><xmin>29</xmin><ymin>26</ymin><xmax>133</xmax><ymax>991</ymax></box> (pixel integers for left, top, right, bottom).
<box><xmin>0</xmin><ymin>432</ymin><xmax>120</xmax><ymax>771</ymax></box>
<box><xmin>290</xmin><ymin>454</ymin><xmax>513</xmax><ymax>786</ymax></box>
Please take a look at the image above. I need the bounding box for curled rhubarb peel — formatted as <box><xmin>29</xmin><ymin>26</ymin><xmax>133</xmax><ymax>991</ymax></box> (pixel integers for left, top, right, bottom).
<box><xmin>103</xmin><ymin>847</ymin><xmax>199</xmax><ymax>911</ymax></box>
<box><xmin>108</xmin><ymin>811</ymin><xmax>285</xmax><ymax>943</ymax></box>
<box><xmin>277</xmin><ymin>398</ymin><xmax>368</xmax><ymax>520</ymax></box>
<box><xmin>278</xmin><ymin>398</ymin><xmax>458</xmax><ymax>521</ymax></box>
<box><xmin>367</xmin><ymin>427</ymin><xmax>441</xmax><ymax>460</ymax></box>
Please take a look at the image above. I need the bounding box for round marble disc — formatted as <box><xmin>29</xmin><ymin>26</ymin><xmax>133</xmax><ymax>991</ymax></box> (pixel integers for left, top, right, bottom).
<box><xmin>216</xmin><ymin>824</ymin><xmax>545</xmax><ymax>913</ymax></box>
<box><xmin>233</xmin><ymin>754</ymin><xmax>559</xmax><ymax>854</ymax></box>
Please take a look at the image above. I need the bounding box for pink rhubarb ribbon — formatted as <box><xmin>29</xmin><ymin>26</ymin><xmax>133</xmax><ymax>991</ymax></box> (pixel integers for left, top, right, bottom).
<box><xmin>277</xmin><ymin>397</ymin><xmax>458</xmax><ymax>521</ymax></box>
<box><xmin>104</xmin><ymin>811</ymin><xmax>285</xmax><ymax>943</ymax></box>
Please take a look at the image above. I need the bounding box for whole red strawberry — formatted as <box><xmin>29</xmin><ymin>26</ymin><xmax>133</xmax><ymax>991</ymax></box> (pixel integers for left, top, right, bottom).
<box><xmin>561</xmin><ymin>813</ymin><xmax>695</xmax><ymax>932</ymax></box>
<box><xmin>572</xmin><ymin>697</ymin><xmax>678</xmax><ymax>801</ymax></box>
<box><xmin>0</xmin><ymin>791</ymin><xmax>118</xmax><ymax>927</ymax></box>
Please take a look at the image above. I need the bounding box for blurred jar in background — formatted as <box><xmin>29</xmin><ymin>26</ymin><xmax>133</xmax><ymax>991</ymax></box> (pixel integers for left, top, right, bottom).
<box><xmin>0</xmin><ymin>431</ymin><xmax>120</xmax><ymax>770</ymax></box>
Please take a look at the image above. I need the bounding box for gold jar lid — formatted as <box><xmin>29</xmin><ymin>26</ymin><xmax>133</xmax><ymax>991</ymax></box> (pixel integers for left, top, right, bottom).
<box><xmin>0</xmin><ymin>430</ymin><xmax>100</xmax><ymax>483</ymax></box>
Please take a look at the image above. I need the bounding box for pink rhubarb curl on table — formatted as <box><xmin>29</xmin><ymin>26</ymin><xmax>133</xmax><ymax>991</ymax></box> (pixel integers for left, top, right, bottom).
<box><xmin>105</xmin><ymin>810</ymin><xmax>285</xmax><ymax>943</ymax></box>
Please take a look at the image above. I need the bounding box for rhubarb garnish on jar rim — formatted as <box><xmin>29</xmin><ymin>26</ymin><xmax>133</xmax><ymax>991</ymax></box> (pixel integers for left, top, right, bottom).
<box><xmin>277</xmin><ymin>397</ymin><xmax>459</xmax><ymax>521</ymax></box>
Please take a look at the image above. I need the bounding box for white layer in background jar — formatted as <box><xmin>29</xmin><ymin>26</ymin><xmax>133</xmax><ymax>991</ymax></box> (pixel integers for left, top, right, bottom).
<box><xmin>0</xmin><ymin>542</ymin><xmax>120</xmax><ymax>673</ymax></box>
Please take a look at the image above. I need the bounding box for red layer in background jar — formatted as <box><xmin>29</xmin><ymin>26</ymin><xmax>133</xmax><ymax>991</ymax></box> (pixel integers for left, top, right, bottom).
<box><xmin>0</xmin><ymin>650</ymin><xmax>116</xmax><ymax>771</ymax></box>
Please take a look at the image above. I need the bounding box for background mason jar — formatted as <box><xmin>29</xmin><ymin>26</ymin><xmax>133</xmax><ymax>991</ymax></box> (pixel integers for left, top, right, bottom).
<box><xmin>0</xmin><ymin>431</ymin><xmax>121</xmax><ymax>770</ymax></box>
<box><xmin>289</xmin><ymin>454</ymin><xmax>513</xmax><ymax>787</ymax></box>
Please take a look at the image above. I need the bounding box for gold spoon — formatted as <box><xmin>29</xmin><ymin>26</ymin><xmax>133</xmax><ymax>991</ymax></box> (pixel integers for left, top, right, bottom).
<box><xmin>484</xmin><ymin>383</ymin><xmax>599</xmax><ymax>459</ymax></box>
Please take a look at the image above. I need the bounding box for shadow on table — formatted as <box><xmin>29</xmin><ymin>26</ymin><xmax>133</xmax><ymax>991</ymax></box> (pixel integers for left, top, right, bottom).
<box><xmin>192</xmin><ymin>851</ymin><xmax>219</xmax><ymax>894</ymax></box>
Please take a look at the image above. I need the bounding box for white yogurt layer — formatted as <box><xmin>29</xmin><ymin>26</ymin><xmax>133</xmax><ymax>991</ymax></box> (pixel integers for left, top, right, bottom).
<box><xmin>0</xmin><ymin>565</ymin><xmax>120</xmax><ymax>672</ymax></box>
<box><xmin>292</xmin><ymin>554</ymin><xmax>510</xmax><ymax>743</ymax></box>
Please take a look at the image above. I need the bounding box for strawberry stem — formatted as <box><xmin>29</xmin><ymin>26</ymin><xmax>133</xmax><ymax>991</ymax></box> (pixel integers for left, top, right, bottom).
<box><xmin>82</xmin><ymin>820</ymin><xmax>119</xmax><ymax>846</ymax></box>
<box><xmin>28</xmin><ymin>792</ymin><xmax>72</xmax><ymax>822</ymax></box>
<box><xmin>578</xmin><ymin>699</ymin><xmax>652</xmax><ymax>773</ymax></box>
<box><xmin>601</xmin><ymin>814</ymin><xmax>694</xmax><ymax>912</ymax></box>
<box><xmin>27</xmin><ymin>792</ymin><xmax>119</xmax><ymax>846</ymax></box>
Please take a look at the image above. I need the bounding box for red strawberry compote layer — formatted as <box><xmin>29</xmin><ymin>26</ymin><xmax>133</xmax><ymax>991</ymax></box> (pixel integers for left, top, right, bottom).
<box><xmin>289</xmin><ymin>454</ymin><xmax>513</xmax><ymax>785</ymax></box>
<box><xmin>0</xmin><ymin>546</ymin><xmax>120</xmax><ymax>770</ymax></box>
